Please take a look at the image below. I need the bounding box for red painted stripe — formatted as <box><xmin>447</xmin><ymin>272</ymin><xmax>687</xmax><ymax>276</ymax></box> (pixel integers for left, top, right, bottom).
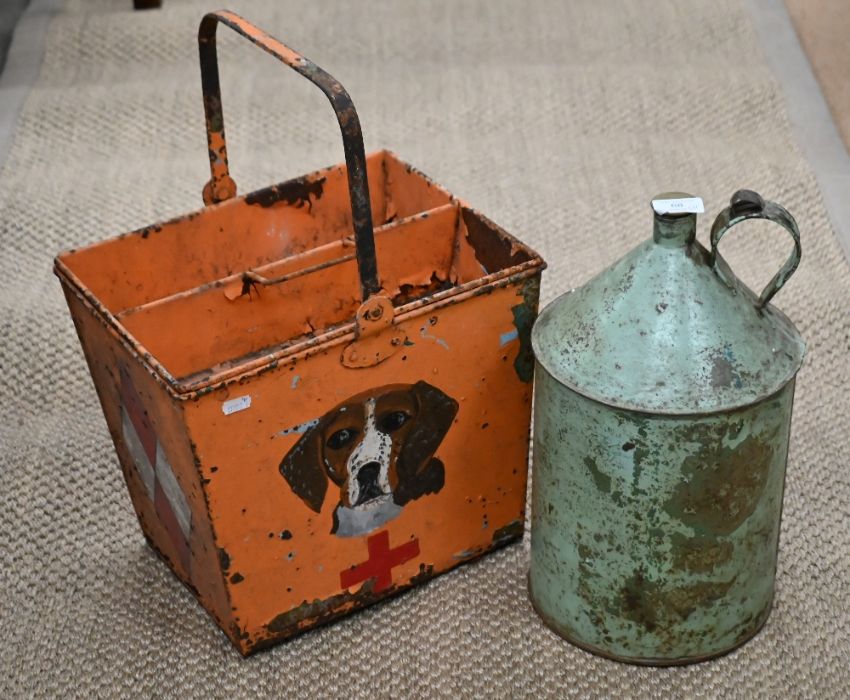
<box><xmin>154</xmin><ymin>480</ymin><xmax>191</xmax><ymax>575</ymax></box>
<box><xmin>120</xmin><ymin>368</ymin><xmax>157</xmax><ymax>467</ymax></box>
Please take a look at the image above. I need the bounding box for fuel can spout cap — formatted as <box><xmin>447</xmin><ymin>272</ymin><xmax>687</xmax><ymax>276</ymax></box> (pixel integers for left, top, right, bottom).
<box><xmin>651</xmin><ymin>192</ymin><xmax>704</xmax><ymax>247</ymax></box>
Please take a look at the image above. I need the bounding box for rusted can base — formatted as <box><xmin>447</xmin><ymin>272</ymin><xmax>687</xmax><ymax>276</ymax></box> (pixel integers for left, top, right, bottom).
<box><xmin>528</xmin><ymin>577</ymin><xmax>773</xmax><ymax>666</ymax></box>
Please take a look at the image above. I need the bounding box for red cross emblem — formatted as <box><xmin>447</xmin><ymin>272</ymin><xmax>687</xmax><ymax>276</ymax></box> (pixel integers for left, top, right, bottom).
<box><xmin>120</xmin><ymin>368</ymin><xmax>192</xmax><ymax>573</ymax></box>
<box><xmin>339</xmin><ymin>530</ymin><xmax>420</xmax><ymax>593</ymax></box>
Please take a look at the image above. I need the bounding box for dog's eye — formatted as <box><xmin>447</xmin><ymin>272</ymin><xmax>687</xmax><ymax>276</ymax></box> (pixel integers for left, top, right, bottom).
<box><xmin>378</xmin><ymin>411</ymin><xmax>410</xmax><ymax>433</ymax></box>
<box><xmin>327</xmin><ymin>428</ymin><xmax>358</xmax><ymax>450</ymax></box>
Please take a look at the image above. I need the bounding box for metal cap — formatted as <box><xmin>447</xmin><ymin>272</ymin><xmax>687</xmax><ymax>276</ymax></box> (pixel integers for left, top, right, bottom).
<box><xmin>532</xmin><ymin>192</ymin><xmax>805</xmax><ymax>414</ymax></box>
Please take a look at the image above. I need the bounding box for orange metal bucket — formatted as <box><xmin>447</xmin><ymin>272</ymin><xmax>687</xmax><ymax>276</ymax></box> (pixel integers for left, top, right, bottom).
<box><xmin>54</xmin><ymin>10</ymin><xmax>546</xmax><ymax>654</ymax></box>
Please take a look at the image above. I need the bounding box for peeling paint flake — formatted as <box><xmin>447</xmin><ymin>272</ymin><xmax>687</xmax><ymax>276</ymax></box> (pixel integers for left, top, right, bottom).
<box><xmin>499</xmin><ymin>329</ymin><xmax>519</xmax><ymax>347</ymax></box>
<box><xmin>419</xmin><ymin>326</ymin><xmax>450</xmax><ymax>350</ymax></box>
<box><xmin>276</xmin><ymin>418</ymin><xmax>319</xmax><ymax>437</ymax></box>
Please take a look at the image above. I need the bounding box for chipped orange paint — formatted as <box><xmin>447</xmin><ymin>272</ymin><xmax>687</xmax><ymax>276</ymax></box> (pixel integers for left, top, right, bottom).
<box><xmin>54</xmin><ymin>11</ymin><xmax>546</xmax><ymax>655</ymax></box>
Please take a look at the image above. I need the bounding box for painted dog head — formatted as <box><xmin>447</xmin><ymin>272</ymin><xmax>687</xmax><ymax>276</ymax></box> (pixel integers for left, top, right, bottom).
<box><xmin>279</xmin><ymin>381</ymin><xmax>458</xmax><ymax>537</ymax></box>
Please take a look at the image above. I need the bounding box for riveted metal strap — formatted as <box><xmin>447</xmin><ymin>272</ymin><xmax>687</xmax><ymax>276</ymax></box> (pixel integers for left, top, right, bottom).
<box><xmin>709</xmin><ymin>189</ymin><xmax>802</xmax><ymax>309</ymax></box>
<box><xmin>197</xmin><ymin>10</ymin><xmax>381</xmax><ymax>301</ymax></box>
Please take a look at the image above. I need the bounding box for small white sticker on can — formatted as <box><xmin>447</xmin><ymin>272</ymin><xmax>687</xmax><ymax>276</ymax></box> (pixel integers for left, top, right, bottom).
<box><xmin>651</xmin><ymin>197</ymin><xmax>705</xmax><ymax>215</ymax></box>
<box><xmin>222</xmin><ymin>395</ymin><xmax>251</xmax><ymax>416</ymax></box>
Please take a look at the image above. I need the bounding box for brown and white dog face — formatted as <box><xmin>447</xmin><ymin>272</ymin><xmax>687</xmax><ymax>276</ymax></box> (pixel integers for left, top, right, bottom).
<box><xmin>279</xmin><ymin>381</ymin><xmax>458</xmax><ymax>537</ymax></box>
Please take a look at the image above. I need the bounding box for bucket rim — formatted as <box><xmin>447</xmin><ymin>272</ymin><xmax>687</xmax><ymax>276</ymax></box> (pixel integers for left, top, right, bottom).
<box><xmin>55</xmin><ymin>182</ymin><xmax>545</xmax><ymax>401</ymax></box>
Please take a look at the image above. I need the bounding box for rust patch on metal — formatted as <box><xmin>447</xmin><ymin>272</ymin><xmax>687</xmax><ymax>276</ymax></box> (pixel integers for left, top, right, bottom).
<box><xmin>665</xmin><ymin>434</ymin><xmax>773</xmax><ymax>535</ymax></box>
<box><xmin>492</xmin><ymin>518</ymin><xmax>524</xmax><ymax>545</ymax></box>
<box><xmin>244</xmin><ymin>176</ymin><xmax>326</xmax><ymax>210</ymax></box>
<box><xmin>254</xmin><ymin>561</ymin><xmax>438</xmax><ymax>653</ymax></box>
<box><xmin>670</xmin><ymin>532</ymin><xmax>733</xmax><ymax>573</ymax></box>
<box><xmin>710</xmin><ymin>355</ymin><xmax>734</xmax><ymax>388</ymax></box>
<box><xmin>266</xmin><ymin>581</ymin><xmax>376</xmax><ymax>635</ymax></box>
<box><xmin>139</xmin><ymin>224</ymin><xmax>163</xmax><ymax>240</ymax></box>
<box><xmin>620</xmin><ymin>568</ymin><xmax>736</xmax><ymax>631</ymax></box>
<box><xmin>510</xmin><ymin>277</ymin><xmax>540</xmax><ymax>383</ymax></box>
<box><xmin>708</xmin><ymin>345</ymin><xmax>745</xmax><ymax>389</ymax></box>
<box><xmin>584</xmin><ymin>455</ymin><xmax>611</xmax><ymax>494</ymax></box>
<box><xmin>461</xmin><ymin>208</ymin><xmax>532</xmax><ymax>273</ymax></box>
<box><xmin>392</xmin><ymin>273</ymin><xmax>453</xmax><ymax>305</ymax></box>
<box><xmin>218</xmin><ymin>547</ymin><xmax>231</xmax><ymax>572</ymax></box>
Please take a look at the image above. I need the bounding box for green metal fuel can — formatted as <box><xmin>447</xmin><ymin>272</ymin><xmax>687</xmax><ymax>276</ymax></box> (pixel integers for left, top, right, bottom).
<box><xmin>528</xmin><ymin>190</ymin><xmax>805</xmax><ymax>665</ymax></box>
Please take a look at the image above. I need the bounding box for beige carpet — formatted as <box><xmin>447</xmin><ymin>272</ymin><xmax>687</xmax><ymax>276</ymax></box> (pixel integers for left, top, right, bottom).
<box><xmin>2</xmin><ymin>0</ymin><xmax>849</xmax><ymax>696</ymax></box>
<box><xmin>785</xmin><ymin>0</ymin><xmax>850</xmax><ymax>152</ymax></box>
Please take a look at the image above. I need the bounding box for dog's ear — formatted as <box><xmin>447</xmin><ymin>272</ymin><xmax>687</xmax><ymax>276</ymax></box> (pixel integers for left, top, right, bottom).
<box><xmin>408</xmin><ymin>380</ymin><xmax>459</xmax><ymax>461</ymax></box>
<box><xmin>279</xmin><ymin>423</ymin><xmax>327</xmax><ymax>513</ymax></box>
<box><xmin>395</xmin><ymin>381</ymin><xmax>459</xmax><ymax>503</ymax></box>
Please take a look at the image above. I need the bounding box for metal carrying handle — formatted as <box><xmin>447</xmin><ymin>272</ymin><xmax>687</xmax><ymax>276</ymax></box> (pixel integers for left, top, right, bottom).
<box><xmin>198</xmin><ymin>10</ymin><xmax>380</xmax><ymax>300</ymax></box>
<box><xmin>709</xmin><ymin>189</ymin><xmax>801</xmax><ymax>309</ymax></box>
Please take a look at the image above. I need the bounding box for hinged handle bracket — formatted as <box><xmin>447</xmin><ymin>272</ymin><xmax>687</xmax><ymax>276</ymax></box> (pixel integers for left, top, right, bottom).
<box><xmin>341</xmin><ymin>297</ymin><xmax>405</xmax><ymax>368</ymax></box>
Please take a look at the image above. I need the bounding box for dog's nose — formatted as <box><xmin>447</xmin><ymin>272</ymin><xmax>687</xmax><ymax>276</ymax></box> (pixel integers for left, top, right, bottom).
<box><xmin>355</xmin><ymin>462</ymin><xmax>383</xmax><ymax>504</ymax></box>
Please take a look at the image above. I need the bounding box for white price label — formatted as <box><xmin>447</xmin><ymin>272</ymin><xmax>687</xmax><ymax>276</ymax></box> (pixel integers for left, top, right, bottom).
<box><xmin>222</xmin><ymin>395</ymin><xmax>252</xmax><ymax>416</ymax></box>
<box><xmin>651</xmin><ymin>197</ymin><xmax>704</xmax><ymax>215</ymax></box>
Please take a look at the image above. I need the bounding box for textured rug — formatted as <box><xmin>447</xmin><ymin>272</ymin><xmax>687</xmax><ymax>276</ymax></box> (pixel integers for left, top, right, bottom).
<box><xmin>2</xmin><ymin>0</ymin><xmax>848</xmax><ymax>696</ymax></box>
<box><xmin>785</xmin><ymin>0</ymin><xmax>850</xmax><ymax>152</ymax></box>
